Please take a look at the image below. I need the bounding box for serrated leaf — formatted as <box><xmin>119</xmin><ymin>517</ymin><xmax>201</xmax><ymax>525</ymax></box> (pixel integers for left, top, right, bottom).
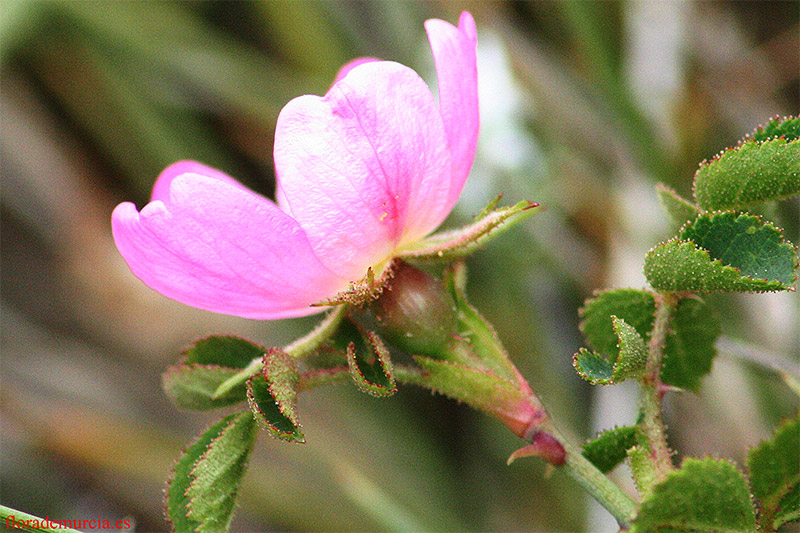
<box><xmin>165</xmin><ymin>412</ymin><xmax>256</xmax><ymax>532</ymax></box>
<box><xmin>264</xmin><ymin>348</ymin><xmax>300</xmax><ymax>425</ymax></box>
<box><xmin>661</xmin><ymin>298</ymin><xmax>720</xmax><ymax>392</ymax></box>
<box><xmin>163</xmin><ymin>364</ymin><xmax>247</xmax><ymax>410</ymax></box>
<box><xmin>183</xmin><ymin>335</ymin><xmax>266</xmax><ymax>369</ymax></box>
<box><xmin>580</xmin><ymin>290</ymin><xmax>720</xmax><ymax>390</ymax></box>
<box><xmin>694</xmin><ymin>137</ymin><xmax>800</xmax><ymax>211</ymax></box>
<box><xmin>657</xmin><ymin>184</ymin><xmax>700</xmax><ymax>229</ymax></box>
<box><xmin>645</xmin><ymin>238</ymin><xmax>795</xmax><ymax>293</ymax></box>
<box><xmin>748</xmin><ymin>415</ymin><xmax>800</xmax><ymax>530</ymax></box>
<box><xmin>346</xmin><ymin>329</ymin><xmax>397</xmax><ymax>397</ymax></box>
<box><xmin>611</xmin><ymin>317</ymin><xmax>648</xmax><ymax>382</ymax></box>
<box><xmin>573</xmin><ymin>348</ymin><xmax>614</xmax><ymax>384</ymax></box>
<box><xmin>633</xmin><ymin>458</ymin><xmax>756</xmax><ymax>532</ymax></box>
<box><xmin>582</xmin><ymin>425</ymin><xmax>640</xmax><ymax>474</ymax></box>
<box><xmin>247</xmin><ymin>374</ymin><xmax>304</xmax><ymax>443</ymax></box>
<box><xmin>580</xmin><ymin>289</ymin><xmax>656</xmax><ymax>362</ymax></box>
<box><xmin>750</xmin><ymin>116</ymin><xmax>800</xmax><ymax>143</ymax></box>
<box><xmin>185</xmin><ymin>412</ymin><xmax>257</xmax><ymax>532</ymax></box>
<box><xmin>681</xmin><ymin>212</ymin><xmax>797</xmax><ymax>286</ymax></box>
<box><xmin>414</xmin><ymin>356</ymin><xmax>525</xmax><ymax>416</ymax></box>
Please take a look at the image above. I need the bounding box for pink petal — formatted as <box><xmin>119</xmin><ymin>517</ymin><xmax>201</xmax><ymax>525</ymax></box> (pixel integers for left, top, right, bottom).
<box><xmin>332</xmin><ymin>57</ymin><xmax>381</xmax><ymax>85</ymax></box>
<box><xmin>112</xmin><ymin>167</ymin><xmax>349</xmax><ymax>319</ymax></box>
<box><xmin>274</xmin><ymin>61</ymin><xmax>453</xmax><ymax>280</ymax></box>
<box><xmin>425</xmin><ymin>11</ymin><xmax>479</xmax><ymax>209</ymax></box>
<box><xmin>151</xmin><ymin>160</ymin><xmax>249</xmax><ymax>203</ymax></box>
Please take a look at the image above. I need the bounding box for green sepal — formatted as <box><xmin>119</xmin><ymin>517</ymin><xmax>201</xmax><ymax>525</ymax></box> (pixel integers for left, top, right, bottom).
<box><xmin>748</xmin><ymin>415</ymin><xmax>800</xmax><ymax>530</ymax></box>
<box><xmin>693</xmin><ymin>136</ymin><xmax>800</xmax><ymax>212</ymax></box>
<box><xmin>579</xmin><ymin>290</ymin><xmax>719</xmax><ymax>391</ymax></box>
<box><xmin>162</xmin><ymin>364</ymin><xmax>247</xmax><ymax>410</ymax></box>
<box><xmin>446</xmin><ymin>263</ymin><xmax>518</xmax><ymax>380</ymax></box>
<box><xmin>632</xmin><ymin>457</ymin><xmax>756</xmax><ymax>532</ymax></box>
<box><xmin>656</xmin><ymin>183</ymin><xmax>700</xmax><ymax>229</ymax></box>
<box><xmin>397</xmin><ymin>200</ymin><xmax>541</xmax><ymax>262</ymax></box>
<box><xmin>346</xmin><ymin>329</ymin><xmax>397</xmax><ymax>397</ymax></box>
<box><xmin>645</xmin><ymin>213</ymin><xmax>798</xmax><ymax>293</ymax></box>
<box><xmin>414</xmin><ymin>356</ymin><xmax>525</xmax><ymax>416</ymax></box>
<box><xmin>165</xmin><ymin>412</ymin><xmax>257</xmax><ymax>532</ymax></box>
<box><xmin>247</xmin><ymin>369</ymin><xmax>304</xmax><ymax>443</ymax></box>
<box><xmin>263</xmin><ymin>348</ymin><xmax>301</xmax><ymax>424</ymax></box>
<box><xmin>749</xmin><ymin>115</ymin><xmax>800</xmax><ymax>143</ymax></box>
<box><xmin>582</xmin><ymin>425</ymin><xmax>641</xmax><ymax>474</ymax></box>
<box><xmin>183</xmin><ymin>335</ymin><xmax>266</xmax><ymax>369</ymax></box>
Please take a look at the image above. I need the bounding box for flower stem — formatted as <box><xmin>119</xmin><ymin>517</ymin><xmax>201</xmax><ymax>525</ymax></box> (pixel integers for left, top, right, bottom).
<box><xmin>547</xmin><ymin>423</ymin><xmax>637</xmax><ymax>528</ymax></box>
<box><xmin>212</xmin><ymin>305</ymin><xmax>348</xmax><ymax>399</ymax></box>
<box><xmin>640</xmin><ymin>292</ymin><xmax>678</xmax><ymax>482</ymax></box>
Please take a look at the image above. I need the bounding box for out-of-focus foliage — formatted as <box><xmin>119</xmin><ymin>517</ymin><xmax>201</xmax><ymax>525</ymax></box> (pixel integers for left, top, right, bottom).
<box><xmin>2</xmin><ymin>1</ymin><xmax>797</xmax><ymax>531</ymax></box>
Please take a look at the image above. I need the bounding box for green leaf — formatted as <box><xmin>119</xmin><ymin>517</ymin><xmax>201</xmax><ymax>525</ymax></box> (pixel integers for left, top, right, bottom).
<box><xmin>661</xmin><ymin>298</ymin><xmax>720</xmax><ymax>392</ymax></box>
<box><xmin>346</xmin><ymin>329</ymin><xmax>397</xmax><ymax>397</ymax></box>
<box><xmin>580</xmin><ymin>289</ymin><xmax>656</xmax><ymax>363</ymax></box>
<box><xmin>414</xmin><ymin>356</ymin><xmax>525</xmax><ymax>416</ymax></box>
<box><xmin>162</xmin><ymin>364</ymin><xmax>247</xmax><ymax>410</ymax></box>
<box><xmin>247</xmin><ymin>373</ymin><xmax>304</xmax><ymax>443</ymax></box>
<box><xmin>582</xmin><ymin>425</ymin><xmax>640</xmax><ymax>474</ymax></box>
<box><xmin>748</xmin><ymin>415</ymin><xmax>800</xmax><ymax>530</ymax></box>
<box><xmin>579</xmin><ymin>290</ymin><xmax>720</xmax><ymax>390</ymax></box>
<box><xmin>645</xmin><ymin>212</ymin><xmax>798</xmax><ymax>293</ymax></box>
<box><xmin>573</xmin><ymin>348</ymin><xmax>614</xmax><ymax>384</ymax></box>
<box><xmin>749</xmin><ymin>116</ymin><xmax>800</xmax><ymax>143</ymax></box>
<box><xmin>183</xmin><ymin>335</ymin><xmax>266</xmax><ymax>369</ymax></box>
<box><xmin>633</xmin><ymin>458</ymin><xmax>756</xmax><ymax>532</ymax></box>
<box><xmin>657</xmin><ymin>184</ymin><xmax>701</xmax><ymax>229</ymax></box>
<box><xmin>693</xmin><ymin>137</ymin><xmax>800</xmax><ymax>211</ymax></box>
<box><xmin>165</xmin><ymin>412</ymin><xmax>257</xmax><ymax>532</ymax></box>
<box><xmin>681</xmin><ymin>212</ymin><xmax>797</xmax><ymax>286</ymax></box>
<box><xmin>263</xmin><ymin>348</ymin><xmax>300</xmax><ymax>425</ymax></box>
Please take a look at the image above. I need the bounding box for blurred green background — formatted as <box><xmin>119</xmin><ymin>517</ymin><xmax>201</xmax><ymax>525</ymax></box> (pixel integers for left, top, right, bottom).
<box><xmin>2</xmin><ymin>1</ymin><xmax>798</xmax><ymax>531</ymax></box>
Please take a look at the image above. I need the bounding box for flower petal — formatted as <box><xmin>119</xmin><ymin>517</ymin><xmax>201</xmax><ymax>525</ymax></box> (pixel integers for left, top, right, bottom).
<box><xmin>331</xmin><ymin>57</ymin><xmax>381</xmax><ymax>85</ymax></box>
<box><xmin>425</xmin><ymin>11</ymin><xmax>479</xmax><ymax>208</ymax></box>
<box><xmin>112</xmin><ymin>168</ymin><xmax>349</xmax><ymax>319</ymax></box>
<box><xmin>274</xmin><ymin>61</ymin><xmax>453</xmax><ymax>280</ymax></box>
<box><xmin>151</xmin><ymin>160</ymin><xmax>249</xmax><ymax>203</ymax></box>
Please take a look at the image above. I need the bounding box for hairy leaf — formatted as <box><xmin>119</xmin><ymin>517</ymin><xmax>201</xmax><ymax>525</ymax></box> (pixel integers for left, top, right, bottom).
<box><xmin>186</xmin><ymin>412</ymin><xmax>257</xmax><ymax>532</ymax></box>
<box><xmin>582</xmin><ymin>425</ymin><xmax>640</xmax><ymax>474</ymax></box>
<box><xmin>579</xmin><ymin>290</ymin><xmax>720</xmax><ymax>389</ymax></box>
<box><xmin>264</xmin><ymin>348</ymin><xmax>300</xmax><ymax>425</ymax></box>
<box><xmin>165</xmin><ymin>412</ymin><xmax>256</xmax><ymax>532</ymax></box>
<box><xmin>346</xmin><ymin>329</ymin><xmax>397</xmax><ymax>397</ymax></box>
<box><xmin>694</xmin><ymin>137</ymin><xmax>800</xmax><ymax>211</ymax></box>
<box><xmin>645</xmin><ymin>214</ymin><xmax>798</xmax><ymax>294</ymax></box>
<box><xmin>610</xmin><ymin>317</ymin><xmax>648</xmax><ymax>382</ymax></box>
<box><xmin>633</xmin><ymin>458</ymin><xmax>756</xmax><ymax>532</ymax></box>
<box><xmin>247</xmin><ymin>374</ymin><xmax>304</xmax><ymax>443</ymax></box>
<box><xmin>749</xmin><ymin>115</ymin><xmax>800</xmax><ymax>143</ymax></box>
<box><xmin>573</xmin><ymin>348</ymin><xmax>614</xmax><ymax>384</ymax></box>
<box><xmin>657</xmin><ymin>184</ymin><xmax>700</xmax><ymax>229</ymax></box>
<box><xmin>748</xmin><ymin>415</ymin><xmax>800</xmax><ymax>530</ymax></box>
<box><xmin>661</xmin><ymin>298</ymin><xmax>720</xmax><ymax>392</ymax></box>
<box><xmin>182</xmin><ymin>335</ymin><xmax>266</xmax><ymax>369</ymax></box>
<box><xmin>163</xmin><ymin>364</ymin><xmax>247</xmax><ymax>410</ymax></box>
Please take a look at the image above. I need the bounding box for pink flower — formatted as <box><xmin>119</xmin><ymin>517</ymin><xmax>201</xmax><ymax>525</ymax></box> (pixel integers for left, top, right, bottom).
<box><xmin>112</xmin><ymin>12</ymin><xmax>478</xmax><ymax>319</ymax></box>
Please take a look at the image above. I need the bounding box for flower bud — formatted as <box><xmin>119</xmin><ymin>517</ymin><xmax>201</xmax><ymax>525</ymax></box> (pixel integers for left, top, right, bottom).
<box><xmin>371</xmin><ymin>262</ymin><xmax>457</xmax><ymax>357</ymax></box>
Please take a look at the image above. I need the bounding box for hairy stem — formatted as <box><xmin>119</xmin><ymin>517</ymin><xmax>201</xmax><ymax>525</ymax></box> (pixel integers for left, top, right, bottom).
<box><xmin>641</xmin><ymin>291</ymin><xmax>679</xmax><ymax>482</ymax></box>
<box><xmin>212</xmin><ymin>305</ymin><xmax>348</xmax><ymax>399</ymax></box>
